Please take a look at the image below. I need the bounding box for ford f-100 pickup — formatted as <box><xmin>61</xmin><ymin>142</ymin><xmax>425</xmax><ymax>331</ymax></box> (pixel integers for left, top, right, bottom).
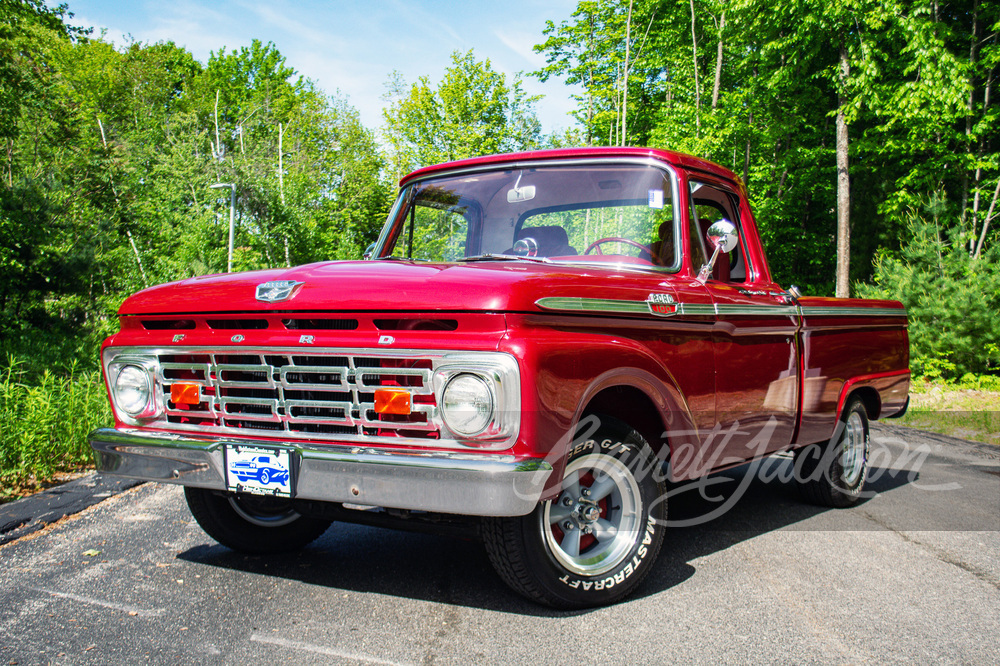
<box><xmin>90</xmin><ymin>147</ymin><xmax>910</xmax><ymax>608</ymax></box>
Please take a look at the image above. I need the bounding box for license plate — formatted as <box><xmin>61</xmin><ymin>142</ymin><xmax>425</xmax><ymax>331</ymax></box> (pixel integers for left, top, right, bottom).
<box><xmin>224</xmin><ymin>444</ymin><xmax>292</xmax><ymax>497</ymax></box>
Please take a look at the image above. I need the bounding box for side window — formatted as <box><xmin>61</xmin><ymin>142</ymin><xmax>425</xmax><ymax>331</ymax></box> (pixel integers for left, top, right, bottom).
<box><xmin>689</xmin><ymin>181</ymin><xmax>749</xmax><ymax>283</ymax></box>
<box><xmin>404</xmin><ymin>203</ymin><xmax>470</xmax><ymax>261</ymax></box>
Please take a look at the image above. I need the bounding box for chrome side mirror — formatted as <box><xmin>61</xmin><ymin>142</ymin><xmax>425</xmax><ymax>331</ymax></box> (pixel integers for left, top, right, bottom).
<box><xmin>363</xmin><ymin>242</ymin><xmax>376</xmax><ymax>260</ymax></box>
<box><xmin>697</xmin><ymin>220</ymin><xmax>738</xmax><ymax>283</ymax></box>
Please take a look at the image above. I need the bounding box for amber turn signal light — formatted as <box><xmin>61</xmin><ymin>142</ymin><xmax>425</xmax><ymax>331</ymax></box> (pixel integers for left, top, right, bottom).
<box><xmin>374</xmin><ymin>389</ymin><xmax>411</xmax><ymax>415</ymax></box>
<box><xmin>170</xmin><ymin>382</ymin><xmax>201</xmax><ymax>405</ymax></box>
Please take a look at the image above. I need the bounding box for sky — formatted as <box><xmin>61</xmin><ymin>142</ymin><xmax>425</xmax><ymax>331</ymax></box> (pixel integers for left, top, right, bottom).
<box><xmin>63</xmin><ymin>0</ymin><xmax>583</xmax><ymax>136</ymax></box>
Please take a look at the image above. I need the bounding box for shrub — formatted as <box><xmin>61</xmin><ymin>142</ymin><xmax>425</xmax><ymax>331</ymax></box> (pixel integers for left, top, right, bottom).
<box><xmin>856</xmin><ymin>210</ymin><xmax>1000</xmax><ymax>379</ymax></box>
<box><xmin>0</xmin><ymin>356</ymin><xmax>110</xmax><ymax>498</ymax></box>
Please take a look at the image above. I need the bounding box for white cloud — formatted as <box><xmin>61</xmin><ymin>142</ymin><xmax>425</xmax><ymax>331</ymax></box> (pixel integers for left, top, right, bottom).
<box><xmin>67</xmin><ymin>0</ymin><xmax>583</xmax><ymax>135</ymax></box>
<box><xmin>493</xmin><ymin>28</ymin><xmax>546</xmax><ymax>69</ymax></box>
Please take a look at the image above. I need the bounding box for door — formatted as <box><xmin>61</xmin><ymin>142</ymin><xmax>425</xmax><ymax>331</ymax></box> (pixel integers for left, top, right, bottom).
<box><xmin>689</xmin><ymin>179</ymin><xmax>799</xmax><ymax>465</ymax></box>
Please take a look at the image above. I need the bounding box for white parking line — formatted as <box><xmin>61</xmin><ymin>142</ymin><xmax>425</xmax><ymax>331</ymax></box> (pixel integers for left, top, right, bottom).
<box><xmin>250</xmin><ymin>633</ymin><xmax>412</xmax><ymax>665</ymax></box>
<box><xmin>33</xmin><ymin>587</ymin><xmax>165</xmax><ymax>618</ymax></box>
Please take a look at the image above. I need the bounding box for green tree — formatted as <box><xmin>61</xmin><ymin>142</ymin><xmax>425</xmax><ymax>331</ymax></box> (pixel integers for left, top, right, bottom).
<box><xmin>857</xmin><ymin>207</ymin><xmax>1000</xmax><ymax>377</ymax></box>
<box><xmin>382</xmin><ymin>50</ymin><xmax>542</xmax><ymax>177</ymax></box>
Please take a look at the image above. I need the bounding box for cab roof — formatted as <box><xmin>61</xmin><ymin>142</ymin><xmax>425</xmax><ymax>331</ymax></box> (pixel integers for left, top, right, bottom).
<box><xmin>398</xmin><ymin>146</ymin><xmax>743</xmax><ymax>191</ymax></box>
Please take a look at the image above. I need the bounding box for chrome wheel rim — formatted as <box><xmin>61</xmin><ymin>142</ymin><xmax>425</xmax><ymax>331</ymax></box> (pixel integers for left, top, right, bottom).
<box><xmin>840</xmin><ymin>411</ymin><xmax>867</xmax><ymax>487</ymax></box>
<box><xmin>228</xmin><ymin>495</ymin><xmax>299</xmax><ymax>527</ymax></box>
<box><xmin>541</xmin><ymin>453</ymin><xmax>642</xmax><ymax>576</ymax></box>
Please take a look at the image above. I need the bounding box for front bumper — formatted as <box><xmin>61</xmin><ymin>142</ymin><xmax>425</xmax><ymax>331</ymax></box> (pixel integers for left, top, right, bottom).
<box><xmin>89</xmin><ymin>428</ymin><xmax>552</xmax><ymax>517</ymax></box>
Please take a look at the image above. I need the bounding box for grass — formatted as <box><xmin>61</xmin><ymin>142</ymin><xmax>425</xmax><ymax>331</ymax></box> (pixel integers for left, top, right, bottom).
<box><xmin>0</xmin><ymin>357</ymin><xmax>111</xmax><ymax>503</ymax></box>
<box><xmin>895</xmin><ymin>377</ymin><xmax>1000</xmax><ymax>446</ymax></box>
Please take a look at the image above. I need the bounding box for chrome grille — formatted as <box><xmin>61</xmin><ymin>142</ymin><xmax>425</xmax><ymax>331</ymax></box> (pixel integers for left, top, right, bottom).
<box><xmin>158</xmin><ymin>351</ymin><xmax>437</xmax><ymax>438</ymax></box>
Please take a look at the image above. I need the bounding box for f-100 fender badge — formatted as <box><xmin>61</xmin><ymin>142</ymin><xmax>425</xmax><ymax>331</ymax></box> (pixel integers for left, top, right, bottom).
<box><xmin>255</xmin><ymin>280</ymin><xmax>304</xmax><ymax>303</ymax></box>
<box><xmin>646</xmin><ymin>293</ymin><xmax>677</xmax><ymax>316</ymax></box>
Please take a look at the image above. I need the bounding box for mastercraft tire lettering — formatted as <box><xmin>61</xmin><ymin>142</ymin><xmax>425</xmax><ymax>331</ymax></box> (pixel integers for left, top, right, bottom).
<box><xmin>483</xmin><ymin>415</ymin><xmax>667</xmax><ymax>608</ymax></box>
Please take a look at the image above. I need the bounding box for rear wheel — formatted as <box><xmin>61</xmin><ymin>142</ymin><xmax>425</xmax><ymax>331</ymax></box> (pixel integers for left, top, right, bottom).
<box><xmin>483</xmin><ymin>416</ymin><xmax>666</xmax><ymax>608</ymax></box>
<box><xmin>185</xmin><ymin>487</ymin><xmax>331</xmax><ymax>553</ymax></box>
<box><xmin>794</xmin><ymin>396</ymin><xmax>870</xmax><ymax>507</ymax></box>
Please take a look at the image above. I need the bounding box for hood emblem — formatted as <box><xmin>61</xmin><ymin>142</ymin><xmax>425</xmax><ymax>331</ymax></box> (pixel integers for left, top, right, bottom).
<box><xmin>256</xmin><ymin>280</ymin><xmax>304</xmax><ymax>303</ymax></box>
<box><xmin>646</xmin><ymin>293</ymin><xmax>677</xmax><ymax>316</ymax></box>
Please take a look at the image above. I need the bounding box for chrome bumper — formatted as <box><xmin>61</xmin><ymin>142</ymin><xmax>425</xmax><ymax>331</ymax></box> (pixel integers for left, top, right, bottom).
<box><xmin>89</xmin><ymin>428</ymin><xmax>551</xmax><ymax>517</ymax></box>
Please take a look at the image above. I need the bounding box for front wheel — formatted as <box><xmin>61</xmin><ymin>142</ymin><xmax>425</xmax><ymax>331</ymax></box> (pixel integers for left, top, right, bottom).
<box><xmin>185</xmin><ymin>487</ymin><xmax>331</xmax><ymax>553</ymax></box>
<box><xmin>794</xmin><ymin>396</ymin><xmax>870</xmax><ymax>507</ymax></box>
<box><xmin>483</xmin><ymin>416</ymin><xmax>667</xmax><ymax>608</ymax></box>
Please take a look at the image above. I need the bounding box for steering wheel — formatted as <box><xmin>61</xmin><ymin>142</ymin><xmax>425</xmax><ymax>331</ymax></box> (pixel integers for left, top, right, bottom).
<box><xmin>584</xmin><ymin>237</ymin><xmax>650</xmax><ymax>256</ymax></box>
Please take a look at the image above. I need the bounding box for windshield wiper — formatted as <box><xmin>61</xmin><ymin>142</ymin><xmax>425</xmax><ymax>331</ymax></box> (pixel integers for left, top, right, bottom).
<box><xmin>459</xmin><ymin>253</ymin><xmax>551</xmax><ymax>264</ymax></box>
<box><xmin>375</xmin><ymin>255</ymin><xmax>432</xmax><ymax>262</ymax></box>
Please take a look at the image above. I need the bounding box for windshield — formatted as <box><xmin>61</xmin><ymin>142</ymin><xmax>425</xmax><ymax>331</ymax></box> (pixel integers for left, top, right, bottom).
<box><xmin>380</xmin><ymin>162</ymin><xmax>679</xmax><ymax>270</ymax></box>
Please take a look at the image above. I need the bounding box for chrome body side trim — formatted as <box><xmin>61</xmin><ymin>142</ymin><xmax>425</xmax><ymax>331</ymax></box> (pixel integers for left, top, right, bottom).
<box><xmin>534</xmin><ymin>297</ymin><xmax>650</xmax><ymax>315</ymax></box>
<box><xmin>716</xmin><ymin>304</ymin><xmax>799</xmax><ymax>317</ymax></box>
<box><xmin>799</xmin><ymin>306</ymin><xmax>908</xmax><ymax>318</ymax></box>
<box><xmin>89</xmin><ymin>428</ymin><xmax>551</xmax><ymax>517</ymax></box>
<box><xmin>535</xmin><ymin>297</ymin><xmax>908</xmax><ymax>320</ymax></box>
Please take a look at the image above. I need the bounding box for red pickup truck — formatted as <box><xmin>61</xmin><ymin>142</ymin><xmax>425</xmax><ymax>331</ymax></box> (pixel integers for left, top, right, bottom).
<box><xmin>90</xmin><ymin>147</ymin><xmax>910</xmax><ymax>608</ymax></box>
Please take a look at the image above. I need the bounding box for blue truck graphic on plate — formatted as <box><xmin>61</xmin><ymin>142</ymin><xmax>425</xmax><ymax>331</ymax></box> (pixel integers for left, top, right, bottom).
<box><xmin>229</xmin><ymin>455</ymin><xmax>289</xmax><ymax>486</ymax></box>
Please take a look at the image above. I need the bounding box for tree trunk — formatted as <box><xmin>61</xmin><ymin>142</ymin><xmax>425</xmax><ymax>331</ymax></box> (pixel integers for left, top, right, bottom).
<box><xmin>621</xmin><ymin>0</ymin><xmax>633</xmax><ymax>146</ymax></box>
<box><xmin>587</xmin><ymin>13</ymin><xmax>595</xmax><ymax>146</ymax></box>
<box><xmin>98</xmin><ymin>117</ymin><xmax>147</xmax><ymax>287</ymax></box>
<box><xmin>213</xmin><ymin>90</ymin><xmax>222</xmax><ymax>159</ymax></box>
<box><xmin>974</xmin><ymin>177</ymin><xmax>1000</xmax><ymax>259</ymax></box>
<box><xmin>279</xmin><ymin>122</ymin><xmax>290</xmax><ymax>267</ymax></box>
<box><xmin>712</xmin><ymin>12</ymin><xmax>725</xmax><ymax>111</ymax></box>
<box><xmin>743</xmin><ymin>106</ymin><xmax>753</xmax><ymax>185</ymax></box>
<box><xmin>689</xmin><ymin>0</ymin><xmax>701</xmax><ymax>133</ymax></box>
<box><xmin>835</xmin><ymin>44</ymin><xmax>851</xmax><ymax>298</ymax></box>
<box><xmin>963</xmin><ymin>0</ymin><xmax>979</xmax><ymax>244</ymax></box>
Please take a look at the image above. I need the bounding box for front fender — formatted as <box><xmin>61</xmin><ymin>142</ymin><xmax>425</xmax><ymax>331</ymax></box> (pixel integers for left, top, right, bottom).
<box><xmin>501</xmin><ymin>313</ymin><xmax>713</xmax><ymax>495</ymax></box>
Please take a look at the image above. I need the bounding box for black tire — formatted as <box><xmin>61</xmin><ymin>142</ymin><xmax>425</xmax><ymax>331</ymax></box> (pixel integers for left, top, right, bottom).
<box><xmin>483</xmin><ymin>415</ymin><xmax>667</xmax><ymax>609</ymax></box>
<box><xmin>184</xmin><ymin>487</ymin><xmax>331</xmax><ymax>554</ymax></box>
<box><xmin>794</xmin><ymin>396</ymin><xmax>870</xmax><ymax>507</ymax></box>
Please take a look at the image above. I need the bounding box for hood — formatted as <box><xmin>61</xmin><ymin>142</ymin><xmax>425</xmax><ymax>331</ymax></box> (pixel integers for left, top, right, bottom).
<box><xmin>118</xmin><ymin>260</ymin><xmax>681</xmax><ymax>316</ymax></box>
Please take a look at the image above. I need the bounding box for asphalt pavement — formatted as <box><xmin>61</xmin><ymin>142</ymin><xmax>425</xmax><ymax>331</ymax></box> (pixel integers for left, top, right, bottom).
<box><xmin>0</xmin><ymin>424</ymin><xmax>997</xmax><ymax>664</ymax></box>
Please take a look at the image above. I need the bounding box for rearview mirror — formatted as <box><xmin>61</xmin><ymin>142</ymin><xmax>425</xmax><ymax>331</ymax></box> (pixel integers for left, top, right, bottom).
<box><xmin>507</xmin><ymin>185</ymin><xmax>536</xmax><ymax>203</ymax></box>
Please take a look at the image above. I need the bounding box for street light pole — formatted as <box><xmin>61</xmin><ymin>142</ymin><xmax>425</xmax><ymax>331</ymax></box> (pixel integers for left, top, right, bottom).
<box><xmin>210</xmin><ymin>183</ymin><xmax>236</xmax><ymax>272</ymax></box>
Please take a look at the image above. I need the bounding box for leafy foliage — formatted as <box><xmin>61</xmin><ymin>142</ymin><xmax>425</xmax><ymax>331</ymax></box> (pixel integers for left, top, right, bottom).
<box><xmin>0</xmin><ymin>356</ymin><xmax>110</xmax><ymax>498</ymax></box>
<box><xmin>382</xmin><ymin>50</ymin><xmax>542</xmax><ymax>177</ymax></box>
<box><xmin>857</xmin><ymin>208</ymin><xmax>1000</xmax><ymax>378</ymax></box>
<box><xmin>538</xmin><ymin>0</ymin><xmax>1000</xmax><ymax>375</ymax></box>
<box><xmin>0</xmin><ymin>9</ymin><xmax>394</xmax><ymax>370</ymax></box>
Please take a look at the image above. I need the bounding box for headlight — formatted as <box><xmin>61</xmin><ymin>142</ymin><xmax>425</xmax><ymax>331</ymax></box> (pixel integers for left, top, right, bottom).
<box><xmin>441</xmin><ymin>373</ymin><xmax>494</xmax><ymax>436</ymax></box>
<box><xmin>113</xmin><ymin>364</ymin><xmax>152</xmax><ymax>416</ymax></box>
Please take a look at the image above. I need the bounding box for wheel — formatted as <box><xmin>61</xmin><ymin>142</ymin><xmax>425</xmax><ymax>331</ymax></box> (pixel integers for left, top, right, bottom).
<box><xmin>483</xmin><ymin>416</ymin><xmax>667</xmax><ymax>608</ymax></box>
<box><xmin>584</xmin><ymin>237</ymin><xmax>650</xmax><ymax>256</ymax></box>
<box><xmin>184</xmin><ymin>487</ymin><xmax>331</xmax><ymax>553</ymax></box>
<box><xmin>794</xmin><ymin>397</ymin><xmax>870</xmax><ymax>507</ymax></box>
<box><xmin>260</xmin><ymin>468</ymin><xmax>270</xmax><ymax>484</ymax></box>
